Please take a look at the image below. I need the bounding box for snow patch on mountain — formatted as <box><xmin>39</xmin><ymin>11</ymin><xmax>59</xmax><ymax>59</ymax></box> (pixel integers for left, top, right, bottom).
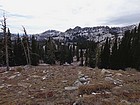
<box><xmin>35</xmin><ymin>25</ymin><xmax>136</xmax><ymax>42</ymax></box>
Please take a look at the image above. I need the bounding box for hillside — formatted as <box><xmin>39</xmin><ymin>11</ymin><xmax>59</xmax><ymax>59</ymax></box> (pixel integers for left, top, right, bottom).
<box><xmin>0</xmin><ymin>65</ymin><xmax>140</xmax><ymax>105</ymax></box>
<box><xmin>35</xmin><ymin>25</ymin><xmax>136</xmax><ymax>42</ymax></box>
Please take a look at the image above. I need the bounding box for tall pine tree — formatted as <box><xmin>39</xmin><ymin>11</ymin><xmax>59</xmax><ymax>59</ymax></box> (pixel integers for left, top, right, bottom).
<box><xmin>100</xmin><ymin>37</ymin><xmax>110</xmax><ymax>69</ymax></box>
<box><xmin>31</xmin><ymin>35</ymin><xmax>39</xmax><ymax>66</ymax></box>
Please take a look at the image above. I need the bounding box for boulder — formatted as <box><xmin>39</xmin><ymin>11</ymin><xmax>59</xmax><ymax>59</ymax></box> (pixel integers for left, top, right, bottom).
<box><xmin>101</xmin><ymin>69</ymin><xmax>111</xmax><ymax>75</ymax></box>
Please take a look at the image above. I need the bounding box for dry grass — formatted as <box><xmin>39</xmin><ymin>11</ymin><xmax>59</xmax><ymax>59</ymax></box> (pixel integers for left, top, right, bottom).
<box><xmin>0</xmin><ymin>65</ymin><xmax>140</xmax><ymax>105</ymax></box>
<box><xmin>78</xmin><ymin>82</ymin><xmax>114</xmax><ymax>96</ymax></box>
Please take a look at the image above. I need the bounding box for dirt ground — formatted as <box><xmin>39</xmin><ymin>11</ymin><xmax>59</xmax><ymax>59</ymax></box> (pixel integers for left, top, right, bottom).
<box><xmin>0</xmin><ymin>65</ymin><xmax>140</xmax><ymax>105</ymax></box>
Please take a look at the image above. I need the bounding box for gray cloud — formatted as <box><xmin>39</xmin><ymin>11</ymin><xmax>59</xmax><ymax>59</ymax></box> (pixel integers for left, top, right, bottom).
<box><xmin>105</xmin><ymin>13</ymin><xmax>140</xmax><ymax>25</ymax></box>
<box><xmin>8</xmin><ymin>13</ymin><xmax>33</xmax><ymax>19</ymax></box>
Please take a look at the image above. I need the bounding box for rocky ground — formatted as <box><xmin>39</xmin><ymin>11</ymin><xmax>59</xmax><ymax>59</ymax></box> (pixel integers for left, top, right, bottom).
<box><xmin>0</xmin><ymin>65</ymin><xmax>140</xmax><ymax>105</ymax></box>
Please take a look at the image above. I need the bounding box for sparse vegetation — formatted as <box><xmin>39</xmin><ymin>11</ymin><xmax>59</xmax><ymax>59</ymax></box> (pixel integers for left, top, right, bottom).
<box><xmin>0</xmin><ymin>65</ymin><xmax>139</xmax><ymax>105</ymax></box>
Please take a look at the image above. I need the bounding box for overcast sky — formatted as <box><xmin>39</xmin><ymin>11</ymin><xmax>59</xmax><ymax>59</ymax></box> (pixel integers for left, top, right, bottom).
<box><xmin>0</xmin><ymin>0</ymin><xmax>140</xmax><ymax>34</ymax></box>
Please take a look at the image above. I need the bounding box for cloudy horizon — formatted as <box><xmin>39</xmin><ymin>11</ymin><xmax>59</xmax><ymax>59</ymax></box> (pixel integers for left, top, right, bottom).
<box><xmin>0</xmin><ymin>0</ymin><xmax>140</xmax><ymax>34</ymax></box>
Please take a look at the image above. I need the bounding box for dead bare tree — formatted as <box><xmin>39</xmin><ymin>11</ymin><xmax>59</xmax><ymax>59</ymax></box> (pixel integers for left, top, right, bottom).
<box><xmin>21</xmin><ymin>37</ymin><xmax>29</xmax><ymax>65</ymax></box>
<box><xmin>22</xmin><ymin>26</ymin><xmax>31</xmax><ymax>65</ymax></box>
<box><xmin>1</xmin><ymin>15</ymin><xmax>9</xmax><ymax>71</ymax></box>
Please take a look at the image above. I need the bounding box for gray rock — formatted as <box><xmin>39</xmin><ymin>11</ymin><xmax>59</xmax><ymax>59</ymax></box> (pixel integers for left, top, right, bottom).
<box><xmin>79</xmin><ymin>77</ymin><xmax>88</xmax><ymax>83</ymax></box>
<box><xmin>120</xmin><ymin>100</ymin><xmax>131</xmax><ymax>105</ymax></box>
<box><xmin>105</xmin><ymin>77</ymin><xmax>114</xmax><ymax>83</ymax></box>
<box><xmin>73</xmin><ymin>80</ymin><xmax>83</xmax><ymax>87</ymax></box>
<box><xmin>64</xmin><ymin>86</ymin><xmax>78</xmax><ymax>91</ymax></box>
<box><xmin>101</xmin><ymin>69</ymin><xmax>111</xmax><ymax>75</ymax></box>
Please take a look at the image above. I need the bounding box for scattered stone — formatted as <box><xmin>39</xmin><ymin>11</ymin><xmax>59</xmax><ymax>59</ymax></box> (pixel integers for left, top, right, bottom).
<box><xmin>101</xmin><ymin>69</ymin><xmax>111</xmax><ymax>75</ymax></box>
<box><xmin>105</xmin><ymin>77</ymin><xmax>114</xmax><ymax>83</ymax></box>
<box><xmin>115</xmin><ymin>73</ymin><xmax>123</xmax><ymax>76</ymax></box>
<box><xmin>24</xmin><ymin>65</ymin><xmax>32</xmax><ymax>69</ymax></box>
<box><xmin>78</xmin><ymin>71</ymin><xmax>84</xmax><ymax>78</ymax></box>
<box><xmin>42</xmin><ymin>75</ymin><xmax>48</xmax><ymax>80</ymax></box>
<box><xmin>30</xmin><ymin>75</ymin><xmax>40</xmax><ymax>78</ymax></box>
<box><xmin>62</xmin><ymin>80</ymin><xmax>68</xmax><ymax>83</ymax></box>
<box><xmin>63</xmin><ymin>62</ymin><xmax>70</xmax><ymax>66</ymax></box>
<box><xmin>73</xmin><ymin>80</ymin><xmax>83</xmax><ymax>87</ymax></box>
<box><xmin>92</xmin><ymin>92</ymin><xmax>100</xmax><ymax>95</ymax></box>
<box><xmin>106</xmin><ymin>74</ymin><xmax>113</xmax><ymax>77</ymax></box>
<box><xmin>105</xmin><ymin>77</ymin><xmax>123</xmax><ymax>85</ymax></box>
<box><xmin>39</xmin><ymin>63</ymin><xmax>50</xmax><ymax>66</ymax></box>
<box><xmin>114</xmin><ymin>79</ymin><xmax>123</xmax><ymax>85</ymax></box>
<box><xmin>0</xmin><ymin>85</ymin><xmax>4</xmax><ymax>89</ymax></box>
<box><xmin>64</xmin><ymin>86</ymin><xmax>78</xmax><ymax>91</ymax></box>
<box><xmin>79</xmin><ymin>77</ymin><xmax>88</xmax><ymax>83</ymax></box>
<box><xmin>120</xmin><ymin>100</ymin><xmax>131</xmax><ymax>105</ymax></box>
<box><xmin>8</xmin><ymin>75</ymin><xmax>17</xmax><ymax>79</ymax></box>
<box><xmin>0</xmin><ymin>65</ymin><xmax>139</xmax><ymax>105</ymax></box>
<box><xmin>18</xmin><ymin>83</ymin><xmax>31</xmax><ymax>88</ymax></box>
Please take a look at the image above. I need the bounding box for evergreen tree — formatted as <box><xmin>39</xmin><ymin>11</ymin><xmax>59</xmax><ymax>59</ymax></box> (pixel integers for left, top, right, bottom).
<box><xmin>110</xmin><ymin>37</ymin><xmax>118</xmax><ymax>69</ymax></box>
<box><xmin>14</xmin><ymin>34</ymin><xmax>26</xmax><ymax>65</ymax></box>
<box><xmin>100</xmin><ymin>37</ymin><xmax>110</xmax><ymax>69</ymax></box>
<box><xmin>38</xmin><ymin>42</ymin><xmax>44</xmax><ymax>63</ymax></box>
<box><xmin>79</xmin><ymin>48</ymin><xmax>84</xmax><ymax>66</ymax></box>
<box><xmin>95</xmin><ymin>43</ymin><xmax>101</xmax><ymax>67</ymax></box>
<box><xmin>131</xmin><ymin>24</ymin><xmax>140</xmax><ymax>69</ymax></box>
<box><xmin>65</xmin><ymin>44</ymin><xmax>70</xmax><ymax>63</ymax></box>
<box><xmin>0</xmin><ymin>38</ymin><xmax>4</xmax><ymax>66</ymax></box>
<box><xmin>85</xmin><ymin>48</ymin><xmax>88</xmax><ymax>66</ymax></box>
<box><xmin>67</xmin><ymin>45</ymin><xmax>73</xmax><ymax>64</ymax></box>
<box><xmin>31</xmin><ymin>35</ymin><xmax>39</xmax><ymax>66</ymax></box>
<box><xmin>88</xmin><ymin>41</ymin><xmax>97</xmax><ymax>68</ymax></box>
<box><xmin>72</xmin><ymin>43</ymin><xmax>75</xmax><ymax>57</ymax></box>
<box><xmin>76</xmin><ymin>43</ymin><xmax>79</xmax><ymax>61</ymax></box>
<box><xmin>44</xmin><ymin>37</ymin><xmax>56</xmax><ymax>64</ymax></box>
<box><xmin>59</xmin><ymin>43</ymin><xmax>65</xmax><ymax>65</ymax></box>
<box><xmin>7</xmin><ymin>29</ymin><xmax>14</xmax><ymax>66</ymax></box>
<box><xmin>117</xmin><ymin>30</ymin><xmax>132</xmax><ymax>69</ymax></box>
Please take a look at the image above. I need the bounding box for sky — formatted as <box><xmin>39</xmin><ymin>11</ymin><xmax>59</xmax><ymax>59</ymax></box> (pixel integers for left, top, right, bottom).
<box><xmin>0</xmin><ymin>0</ymin><xmax>140</xmax><ymax>34</ymax></box>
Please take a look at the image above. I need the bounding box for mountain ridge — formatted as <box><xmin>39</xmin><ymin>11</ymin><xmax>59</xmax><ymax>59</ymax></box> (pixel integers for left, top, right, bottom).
<box><xmin>35</xmin><ymin>24</ymin><xmax>136</xmax><ymax>42</ymax></box>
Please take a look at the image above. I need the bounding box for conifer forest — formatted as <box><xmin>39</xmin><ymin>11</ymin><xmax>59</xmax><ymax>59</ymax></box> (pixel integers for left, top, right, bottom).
<box><xmin>1</xmin><ymin>17</ymin><xmax>140</xmax><ymax>71</ymax></box>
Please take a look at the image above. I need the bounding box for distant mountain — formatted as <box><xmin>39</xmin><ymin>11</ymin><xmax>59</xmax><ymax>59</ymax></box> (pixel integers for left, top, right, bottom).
<box><xmin>36</xmin><ymin>25</ymin><xmax>136</xmax><ymax>42</ymax></box>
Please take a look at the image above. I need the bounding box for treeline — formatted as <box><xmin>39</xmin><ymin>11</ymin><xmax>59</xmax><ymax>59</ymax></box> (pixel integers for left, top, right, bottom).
<box><xmin>99</xmin><ymin>23</ymin><xmax>140</xmax><ymax>71</ymax></box>
<box><xmin>0</xmin><ymin>30</ymin><xmax>97</xmax><ymax>67</ymax></box>
<box><xmin>1</xmin><ymin>18</ymin><xmax>140</xmax><ymax>71</ymax></box>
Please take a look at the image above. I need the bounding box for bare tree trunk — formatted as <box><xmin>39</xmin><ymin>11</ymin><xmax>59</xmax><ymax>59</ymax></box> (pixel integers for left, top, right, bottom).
<box><xmin>2</xmin><ymin>16</ymin><xmax>9</xmax><ymax>71</ymax></box>
<box><xmin>27</xmin><ymin>41</ymin><xmax>31</xmax><ymax>65</ymax></box>
<box><xmin>22</xmin><ymin>26</ymin><xmax>31</xmax><ymax>65</ymax></box>
<box><xmin>21</xmin><ymin>39</ymin><xmax>29</xmax><ymax>64</ymax></box>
